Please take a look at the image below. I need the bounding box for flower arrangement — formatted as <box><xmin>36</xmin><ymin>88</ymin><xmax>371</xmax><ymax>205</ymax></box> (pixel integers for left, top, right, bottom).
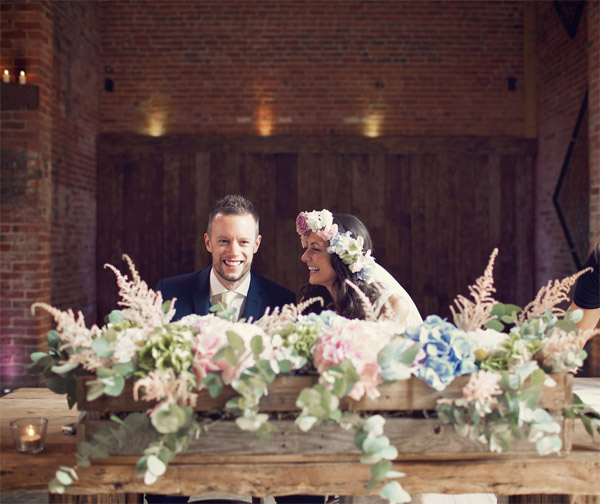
<box><xmin>296</xmin><ymin>209</ymin><xmax>376</xmax><ymax>280</ymax></box>
<box><xmin>29</xmin><ymin>251</ymin><xmax>600</xmax><ymax>503</ymax></box>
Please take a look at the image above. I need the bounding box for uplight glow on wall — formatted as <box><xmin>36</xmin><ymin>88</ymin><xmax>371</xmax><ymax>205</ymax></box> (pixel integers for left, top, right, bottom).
<box><xmin>145</xmin><ymin>110</ymin><xmax>167</xmax><ymax>137</ymax></box>
<box><xmin>256</xmin><ymin>103</ymin><xmax>274</xmax><ymax>136</ymax></box>
<box><xmin>364</xmin><ymin>113</ymin><xmax>383</xmax><ymax>138</ymax></box>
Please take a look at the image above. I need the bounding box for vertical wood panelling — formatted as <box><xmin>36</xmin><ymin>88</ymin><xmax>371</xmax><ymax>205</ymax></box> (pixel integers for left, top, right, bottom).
<box><xmin>162</xmin><ymin>153</ymin><xmax>181</xmax><ymax>281</ymax></box>
<box><xmin>275</xmin><ymin>154</ymin><xmax>300</xmax><ymax>298</ymax></box>
<box><xmin>194</xmin><ymin>152</ymin><xmax>211</xmax><ymax>271</ymax></box>
<box><xmin>384</xmin><ymin>155</ymin><xmax>412</xmax><ymax>295</ymax></box>
<box><xmin>97</xmin><ymin>136</ymin><xmax>536</xmax><ymax>326</ymax></box>
<box><xmin>179</xmin><ymin>151</ymin><xmax>198</xmax><ymax>276</ymax></box>
<box><xmin>96</xmin><ymin>152</ymin><xmax>124</xmax><ymax>322</ymax></box>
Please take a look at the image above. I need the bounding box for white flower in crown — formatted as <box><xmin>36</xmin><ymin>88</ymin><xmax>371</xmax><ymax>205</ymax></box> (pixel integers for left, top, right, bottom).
<box><xmin>329</xmin><ymin>231</ymin><xmax>363</xmax><ymax>265</ymax></box>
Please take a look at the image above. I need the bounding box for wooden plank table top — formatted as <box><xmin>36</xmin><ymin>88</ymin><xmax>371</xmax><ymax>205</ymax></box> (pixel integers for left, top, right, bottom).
<box><xmin>1</xmin><ymin>383</ymin><xmax>599</xmax><ymax>497</ymax></box>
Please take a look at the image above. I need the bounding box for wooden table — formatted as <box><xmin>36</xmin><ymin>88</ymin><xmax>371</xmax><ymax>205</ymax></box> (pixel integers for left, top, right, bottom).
<box><xmin>1</xmin><ymin>383</ymin><xmax>599</xmax><ymax>501</ymax></box>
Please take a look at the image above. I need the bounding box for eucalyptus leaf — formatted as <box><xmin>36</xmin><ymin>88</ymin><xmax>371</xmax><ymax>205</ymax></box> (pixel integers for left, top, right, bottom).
<box><xmin>46</xmin><ymin>330</ymin><xmax>61</xmax><ymax>348</ymax></box>
<box><xmin>379</xmin><ymin>480</ymin><xmax>411</xmax><ymax>503</ymax></box>
<box><xmin>146</xmin><ymin>455</ymin><xmax>167</xmax><ymax>476</ymax></box>
<box><xmin>91</xmin><ymin>338</ymin><xmax>113</xmax><ymax>358</ymax></box>
<box><xmin>250</xmin><ymin>335</ymin><xmax>263</xmax><ymax>357</ymax></box>
<box><xmin>226</xmin><ymin>331</ymin><xmax>245</xmax><ymax>352</ymax></box>
<box><xmin>51</xmin><ymin>361</ymin><xmax>80</xmax><ymax>375</ymax></box>
<box><xmin>484</xmin><ymin>319</ymin><xmax>504</xmax><ymax>332</ymax></box>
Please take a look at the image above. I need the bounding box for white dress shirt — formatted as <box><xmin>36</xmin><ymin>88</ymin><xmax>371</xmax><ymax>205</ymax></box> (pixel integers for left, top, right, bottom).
<box><xmin>209</xmin><ymin>268</ymin><xmax>251</xmax><ymax>321</ymax></box>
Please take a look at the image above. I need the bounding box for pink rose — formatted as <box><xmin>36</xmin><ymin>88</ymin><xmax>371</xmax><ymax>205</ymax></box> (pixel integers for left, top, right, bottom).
<box><xmin>317</xmin><ymin>223</ymin><xmax>338</xmax><ymax>242</ymax></box>
<box><xmin>296</xmin><ymin>212</ymin><xmax>310</xmax><ymax>236</ymax></box>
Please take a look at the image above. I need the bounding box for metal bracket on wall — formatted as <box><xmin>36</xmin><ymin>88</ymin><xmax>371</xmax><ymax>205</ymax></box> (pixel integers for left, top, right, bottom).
<box><xmin>553</xmin><ymin>0</ymin><xmax>586</xmax><ymax>39</ymax></box>
<box><xmin>552</xmin><ymin>90</ymin><xmax>589</xmax><ymax>270</ymax></box>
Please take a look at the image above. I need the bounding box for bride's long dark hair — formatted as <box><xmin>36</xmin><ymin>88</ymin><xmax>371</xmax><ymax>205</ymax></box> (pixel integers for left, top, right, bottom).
<box><xmin>300</xmin><ymin>213</ymin><xmax>381</xmax><ymax>320</ymax></box>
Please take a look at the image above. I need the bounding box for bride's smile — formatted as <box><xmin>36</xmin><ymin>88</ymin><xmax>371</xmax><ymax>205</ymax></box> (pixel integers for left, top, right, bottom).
<box><xmin>301</xmin><ymin>232</ymin><xmax>336</xmax><ymax>294</ymax></box>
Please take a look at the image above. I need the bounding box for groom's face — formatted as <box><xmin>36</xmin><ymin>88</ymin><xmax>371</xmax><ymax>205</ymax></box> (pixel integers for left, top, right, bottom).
<box><xmin>204</xmin><ymin>212</ymin><xmax>262</xmax><ymax>289</ymax></box>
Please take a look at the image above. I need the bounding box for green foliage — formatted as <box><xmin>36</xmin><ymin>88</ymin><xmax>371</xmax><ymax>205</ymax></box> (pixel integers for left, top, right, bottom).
<box><xmin>27</xmin><ymin>330</ymin><xmax>79</xmax><ymax>408</ymax></box>
<box><xmin>484</xmin><ymin>303</ymin><xmax>522</xmax><ymax>332</ymax></box>
<box><xmin>378</xmin><ymin>338</ymin><xmax>420</xmax><ymax>383</ymax></box>
<box><xmin>436</xmin><ymin>363</ymin><xmax>563</xmax><ymax>456</ymax></box>
<box><xmin>135</xmin><ymin>325</ymin><xmax>196</xmax><ymax>377</ymax></box>
<box><xmin>562</xmin><ymin>393</ymin><xmax>600</xmax><ymax>439</ymax></box>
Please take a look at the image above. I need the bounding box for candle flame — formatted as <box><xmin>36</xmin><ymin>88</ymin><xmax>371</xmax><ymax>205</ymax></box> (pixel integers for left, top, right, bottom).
<box><xmin>3</xmin><ymin>70</ymin><xmax>8</xmax><ymax>75</ymax></box>
<box><xmin>19</xmin><ymin>71</ymin><xmax>25</xmax><ymax>77</ymax></box>
<box><xmin>26</xmin><ymin>424</ymin><xmax>35</xmax><ymax>436</ymax></box>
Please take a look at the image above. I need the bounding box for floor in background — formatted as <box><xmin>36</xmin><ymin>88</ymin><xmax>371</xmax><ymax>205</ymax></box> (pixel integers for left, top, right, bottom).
<box><xmin>0</xmin><ymin>495</ymin><xmax>48</xmax><ymax>503</ymax></box>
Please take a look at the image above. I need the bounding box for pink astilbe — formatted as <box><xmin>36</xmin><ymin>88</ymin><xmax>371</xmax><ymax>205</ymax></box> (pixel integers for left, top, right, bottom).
<box><xmin>256</xmin><ymin>297</ymin><xmax>324</xmax><ymax>333</ymax></box>
<box><xmin>133</xmin><ymin>368</ymin><xmax>198</xmax><ymax>415</ymax></box>
<box><xmin>536</xmin><ymin>326</ymin><xmax>600</xmax><ymax>373</ymax></box>
<box><xmin>104</xmin><ymin>254</ymin><xmax>176</xmax><ymax>329</ymax></box>
<box><xmin>62</xmin><ymin>351</ymin><xmax>110</xmax><ymax>372</ymax></box>
<box><xmin>518</xmin><ymin>267</ymin><xmax>593</xmax><ymax>323</ymax></box>
<box><xmin>462</xmin><ymin>370</ymin><xmax>503</xmax><ymax>417</ymax></box>
<box><xmin>30</xmin><ymin>302</ymin><xmax>102</xmax><ymax>350</ymax></box>
<box><xmin>450</xmin><ymin>248</ymin><xmax>499</xmax><ymax>332</ymax></box>
<box><xmin>345</xmin><ymin>280</ymin><xmax>378</xmax><ymax>322</ymax></box>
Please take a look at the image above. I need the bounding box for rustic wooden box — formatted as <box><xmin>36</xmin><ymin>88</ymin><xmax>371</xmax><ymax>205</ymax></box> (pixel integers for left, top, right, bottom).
<box><xmin>76</xmin><ymin>374</ymin><xmax>573</xmax><ymax>461</ymax></box>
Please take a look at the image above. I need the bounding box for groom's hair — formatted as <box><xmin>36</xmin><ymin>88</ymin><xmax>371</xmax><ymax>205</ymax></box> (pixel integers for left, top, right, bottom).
<box><xmin>207</xmin><ymin>194</ymin><xmax>260</xmax><ymax>237</ymax></box>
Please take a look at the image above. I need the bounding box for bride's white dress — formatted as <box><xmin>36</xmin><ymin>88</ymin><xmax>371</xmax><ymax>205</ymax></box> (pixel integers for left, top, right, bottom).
<box><xmin>366</xmin><ymin>264</ymin><xmax>497</xmax><ymax>504</ymax></box>
<box><xmin>370</xmin><ymin>263</ymin><xmax>423</xmax><ymax>328</ymax></box>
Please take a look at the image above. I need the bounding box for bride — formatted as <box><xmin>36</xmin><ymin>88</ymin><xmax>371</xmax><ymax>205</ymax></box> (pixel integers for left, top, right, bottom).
<box><xmin>295</xmin><ymin>209</ymin><xmax>422</xmax><ymax>327</ymax></box>
<box><xmin>294</xmin><ymin>209</ymin><xmax>496</xmax><ymax>504</ymax></box>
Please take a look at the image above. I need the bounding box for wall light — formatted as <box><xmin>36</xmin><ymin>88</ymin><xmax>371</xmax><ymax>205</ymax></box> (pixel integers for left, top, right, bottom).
<box><xmin>145</xmin><ymin>110</ymin><xmax>166</xmax><ymax>137</ymax></box>
<box><xmin>364</xmin><ymin>114</ymin><xmax>383</xmax><ymax>138</ymax></box>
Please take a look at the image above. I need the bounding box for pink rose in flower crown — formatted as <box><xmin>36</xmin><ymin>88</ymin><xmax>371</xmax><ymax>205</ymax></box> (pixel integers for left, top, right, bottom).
<box><xmin>317</xmin><ymin>223</ymin><xmax>338</xmax><ymax>242</ymax></box>
<box><xmin>296</xmin><ymin>212</ymin><xmax>310</xmax><ymax>237</ymax></box>
<box><xmin>312</xmin><ymin>318</ymin><xmax>396</xmax><ymax>400</ymax></box>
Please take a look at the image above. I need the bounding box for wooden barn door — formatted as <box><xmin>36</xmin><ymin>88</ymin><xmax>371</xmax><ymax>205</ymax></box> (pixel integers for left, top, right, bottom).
<box><xmin>97</xmin><ymin>135</ymin><xmax>536</xmax><ymax>327</ymax></box>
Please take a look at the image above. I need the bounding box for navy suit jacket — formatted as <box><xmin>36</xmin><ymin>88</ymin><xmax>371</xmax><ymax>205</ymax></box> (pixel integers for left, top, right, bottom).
<box><xmin>156</xmin><ymin>267</ymin><xmax>296</xmax><ymax>322</ymax></box>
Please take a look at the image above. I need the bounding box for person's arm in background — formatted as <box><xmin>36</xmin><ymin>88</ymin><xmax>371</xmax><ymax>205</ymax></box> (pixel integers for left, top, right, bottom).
<box><xmin>571</xmin><ymin>241</ymin><xmax>600</xmax><ymax>331</ymax></box>
<box><xmin>571</xmin><ymin>301</ymin><xmax>600</xmax><ymax>331</ymax></box>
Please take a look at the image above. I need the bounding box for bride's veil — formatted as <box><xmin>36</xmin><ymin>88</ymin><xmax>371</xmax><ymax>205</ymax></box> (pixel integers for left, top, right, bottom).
<box><xmin>370</xmin><ymin>263</ymin><xmax>423</xmax><ymax>329</ymax></box>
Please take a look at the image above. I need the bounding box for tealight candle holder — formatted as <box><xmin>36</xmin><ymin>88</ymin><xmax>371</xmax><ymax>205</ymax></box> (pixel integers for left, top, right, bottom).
<box><xmin>10</xmin><ymin>417</ymin><xmax>48</xmax><ymax>454</ymax></box>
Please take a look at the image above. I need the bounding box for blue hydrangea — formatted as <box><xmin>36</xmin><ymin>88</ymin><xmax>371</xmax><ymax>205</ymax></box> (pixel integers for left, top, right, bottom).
<box><xmin>297</xmin><ymin>310</ymin><xmax>341</xmax><ymax>329</ymax></box>
<box><xmin>404</xmin><ymin>315</ymin><xmax>478</xmax><ymax>391</ymax></box>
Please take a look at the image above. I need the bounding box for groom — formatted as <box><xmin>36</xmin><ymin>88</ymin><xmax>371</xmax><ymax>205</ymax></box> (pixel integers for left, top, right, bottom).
<box><xmin>156</xmin><ymin>194</ymin><xmax>295</xmax><ymax>323</ymax></box>
<box><xmin>147</xmin><ymin>195</ymin><xmax>295</xmax><ymax>504</ymax></box>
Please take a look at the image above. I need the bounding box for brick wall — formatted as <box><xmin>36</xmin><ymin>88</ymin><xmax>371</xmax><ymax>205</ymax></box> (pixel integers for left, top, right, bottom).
<box><xmin>99</xmin><ymin>0</ymin><xmax>526</xmax><ymax>136</ymax></box>
<box><xmin>49</xmin><ymin>2</ymin><xmax>100</xmax><ymax>319</ymax></box>
<box><xmin>535</xmin><ymin>1</ymin><xmax>594</xmax><ymax>286</ymax></box>
<box><xmin>0</xmin><ymin>1</ymin><xmax>100</xmax><ymax>389</ymax></box>
<box><xmin>1</xmin><ymin>1</ymin><xmax>54</xmax><ymax>388</ymax></box>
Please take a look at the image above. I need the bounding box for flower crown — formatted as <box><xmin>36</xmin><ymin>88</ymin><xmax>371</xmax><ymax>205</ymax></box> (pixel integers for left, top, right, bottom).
<box><xmin>296</xmin><ymin>209</ymin><xmax>376</xmax><ymax>280</ymax></box>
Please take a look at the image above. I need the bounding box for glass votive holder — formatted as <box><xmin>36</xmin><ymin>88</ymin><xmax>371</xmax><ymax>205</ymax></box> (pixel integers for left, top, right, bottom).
<box><xmin>10</xmin><ymin>417</ymin><xmax>48</xmax><ymax>454</ymax></box>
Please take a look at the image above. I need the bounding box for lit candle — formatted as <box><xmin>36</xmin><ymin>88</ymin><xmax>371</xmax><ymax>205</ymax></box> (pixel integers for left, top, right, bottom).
<box><xmin>2</xmin><ymin>70</ymin><xmax>9</xmax><ymax>83</ymax></box>
<box><xmin>18</xmin><ymin>70</ymin><xmax>26</xmax><ymax>85</ymax></box>
<box><xmin>17</xmin><ymin>424</ymin><xmax>42</xmax><ymax>453</ymax></box>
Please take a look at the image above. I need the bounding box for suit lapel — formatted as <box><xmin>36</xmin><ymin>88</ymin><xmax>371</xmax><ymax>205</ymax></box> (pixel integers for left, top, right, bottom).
<box><xmin>243</xmin><ymin>273</ymin><xmax>263</xmax><ymax>322</ymax></box>
<box><xmin>193</xmin><ymin>267</ymin><xmax>211</xmax><ymax>316</ymax></box>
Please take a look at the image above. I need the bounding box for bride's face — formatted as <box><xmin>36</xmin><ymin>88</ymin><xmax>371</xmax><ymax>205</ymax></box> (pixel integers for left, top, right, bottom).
<box><xmin>301</xmin><ymin>232</ymin><xmax>336</xmax><ymax>295</ymax></box>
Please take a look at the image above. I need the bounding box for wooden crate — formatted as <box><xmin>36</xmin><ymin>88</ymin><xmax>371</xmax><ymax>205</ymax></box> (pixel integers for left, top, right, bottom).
<box><xmin>77</xmin><ymin>374</ymin><xmax>574</xmax><ymax>460</ymax></box>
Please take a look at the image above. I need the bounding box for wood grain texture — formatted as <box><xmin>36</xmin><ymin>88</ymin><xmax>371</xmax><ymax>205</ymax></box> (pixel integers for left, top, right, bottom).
<box><xmin>75</xmin><ymin>374</ymin><xmax>573</xmax><ymax>414</ymax></box>
<box><xmin>2</xmin><ymin>387</ymin><xmax>597</xmax><ymax>497</ymax></box>
<box><xmin>97</xmin><ymin>134</ymin><xmax>538</xmax><ymax>332</ymax></box>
